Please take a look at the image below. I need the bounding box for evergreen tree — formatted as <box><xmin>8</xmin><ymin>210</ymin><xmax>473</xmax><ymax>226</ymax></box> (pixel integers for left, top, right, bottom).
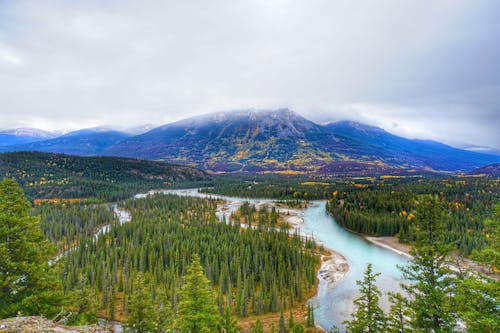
<box><xmin>306</xmin><ymin>305</ymin><xmax>314</xmax><ymax>327</ymax></box>
<box><xmin>344</xmin><ymin>263</ymin><xmax>385</xmax><ymax>333</ymax></box>
<box><xmin>400</xmin><ymin>195</ymin><xmax>457</xmax><ymax>332</ymax></box>
<box><xmin>218</xmin><ymin>307</ymin><xmax>241</xmax><ymax>333</ymax></box>
<box><xmin>291</xmin><ymin>324</ymin><xmax>304</xmax><ymax>333</ymax></box>
<box><xmin>155</xmin><ymin>287</ymin><xmax>174</xmax><ymax>332</ymax></box>
<box><xmin>127</xmin><ymin>273</ymin><xmax>156</xmax><ymax>333</ymax></box>
<box><xmin>68</xmin><ymin>274</ymin><xmax>98</xmax><ymax>325</ymax></box>
<box><xmin>251</xmin><ymin>320</ymin><xmax>264</xmax><ymax>333</ymax></box>
<box><xmin>177</xmin><ymin>254</ymin><xmax>220</xmax><ymax>333</ymax></box>
<box><xmin>386</xmin><ymin>292</ymin><xmax>411</xmax><ymax>333</ymax></box>
<box><xmin>0</xmin><ymin>178</ymin><xmax>64</xmax><ymax>318</ymax></box>
<box><xmin>278</xmin><ymin>310</ymin><xmax>287</xmax><ymax>333</ymax></box>
<box><xmin>288</xmin><ymin>310</ymin><xmax>294</xmax><ymax>329</ymax></box>
<box><xmin>456</xmin><ymin>203</ymin><xmax>499</xmax><ymax>333</ymax></box>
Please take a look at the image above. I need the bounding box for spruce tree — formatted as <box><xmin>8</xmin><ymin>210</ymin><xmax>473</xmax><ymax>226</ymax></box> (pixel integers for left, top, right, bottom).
<box><xmin>344</xmin><ymin>263</ymin><xmax>385</xmax><ymax>333</ymax></box>
<box><xmin>218</xmin><ymin>307</ymin><xmax>241</xmax><ymax>333</ymax></box>
<box><xmin>251</xmin><ymin>319</ymin><xmax>264</xmax><ymax>333</ymax></box>
<box><xmin>400</xmin><ymin>195</ymin><xmax>457</xmax><ymax>332</ymax></box>
<box><xmin>456</xmin><ymin>203</ymin><xmax>499</xmax><ymax>333</ymax></box>
<box><xmin>177</xmin><ymin>254</ymin><xmax>220</xmax><ymax>333</ymax></box>
<box><xmin>127</xmin><ymin>273</ymin><xmax>156</xmax><ymax>333</ymax></box>
<box><xmin>0</xmin><ymin>178</ymin><xmax>64</xmax><ymax>318</ymax></box>
<box><xmin>386</xmin><ymin>292</ymin><xmax>411</xmax><ymax>333</ymax></box>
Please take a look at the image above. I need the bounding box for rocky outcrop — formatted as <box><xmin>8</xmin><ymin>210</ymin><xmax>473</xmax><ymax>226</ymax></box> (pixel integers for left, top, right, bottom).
<box><xmin>0</xmin><ymin>316</ymin><xmax>113</xmax><ymax>333</ymax></box>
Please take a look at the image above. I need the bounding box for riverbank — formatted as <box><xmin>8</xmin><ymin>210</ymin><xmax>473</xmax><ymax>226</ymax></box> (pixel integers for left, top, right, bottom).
<box><xmin>365</xmin><ymin>236</ymin><xmax>412</xmax><ymax>259</ymax></box>
<box><xmin>365</xmin><ymin>235</ymin><xmax>499</xmax><ymax>279</ymax></box>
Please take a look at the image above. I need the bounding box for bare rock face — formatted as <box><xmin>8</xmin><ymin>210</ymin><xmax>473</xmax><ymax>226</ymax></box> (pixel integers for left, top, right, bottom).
<box><xmin>0</xmin><ymin>316</ymin><xmax>113</xmax><ymax>333</ymax></box>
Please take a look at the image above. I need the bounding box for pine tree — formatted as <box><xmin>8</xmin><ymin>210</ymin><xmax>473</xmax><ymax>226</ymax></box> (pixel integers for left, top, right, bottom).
<box><xmin>344</xmin><ymin>263</ymin><xmax>385</xmax><ymax>333</ymax></box>
<box><xmin>155</xmin><ymin>287</ymin><xmax>174</xmax><ymax>332</ymax></box>
<box><xmin>127</xmin><ymin>273</ymin><xmax>156</xmax><ymax>333</ymax></box>
<box><xmin>306</xmin><ymin>305</ymin><xmax>315</xmax><ymax>327</ymax></box>
<box><xmin>386</xmin><ymin>292</ymin><xmax>411</xmax><ymax>333</ymax></box>
<box><xmin>279</xmin><ymin>310</ymin><xmax>287</xmax><ymax>333</ymax></box>
<box><xmin>251</xmin><ymin>319</ymin><xmax>264</xmax><ymax>333</ymax></box>
<box><xmin>218</xmin><ymin>307</ymin><xmax>241</xmax><ymax>333</ymax></box>
<box><xmin>456</xmin><ymin>203</ymin><xmax>499</xmax><ymax>333</ymax></box>
<box><xmin>177</xmin><ymin>254</ymin><xmax>220</xmax><ymax>333</ymax></box>
<box><xmin>69</xmin><ymin>274</ymin><xmax>98</xmax><ymax>325</ymax></box>
<box><xmin>0</xmin><ymin>178</ymin><xmax>64</xmax><ymax>318</ymax></box>
<box><xmin>291</xmin><ymin>324</ymin><xmax>304</xmax><ymax>333</ymax></box>
<box><xmin>288</xmin><ymin>310</ymin><xmax>294</xmax><ymax>329</ymax></box>
<box><xmin>400</xmin><ymin>195</ymin><xmax>457</xmax><ymax>331</ymax></box>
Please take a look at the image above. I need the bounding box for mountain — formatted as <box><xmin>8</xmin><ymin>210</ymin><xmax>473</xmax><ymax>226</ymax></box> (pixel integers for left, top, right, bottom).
<box><xmin>466</xmin><ymin>163</ymin><xmax>500</xmax><ymax>177</ymax></box>
<box><xmin>0</xmin><ymin>128</ymin><xmax>58</xmax><ymax>146</ymax></box>
<box><xmin>1</xmin><ymin>110</ymin><xmax>498</xmax><ymax>173</ymax></box>
<box><xmin>0</xmin><ymin>151</ymin><xmax>209</xmax><ymax>201</ymax></box>
<box><xmin>107</xmin><ymin>109</ymin><xmax>499</xmax><ymax>173</ymax></box>
<box><xmin>106</xmin><ymin>109</ymin><xmax>349</xmax><ymax>173</ymax></box>
<box><xmin>0</xmin><ymin>128</ymin><xmax>131</xmax><ymax>155</ymax></box>
<box><xmin>324</xmin><ymin>120</ymin><xmax>500</xmax><ymax>172</ymax></box>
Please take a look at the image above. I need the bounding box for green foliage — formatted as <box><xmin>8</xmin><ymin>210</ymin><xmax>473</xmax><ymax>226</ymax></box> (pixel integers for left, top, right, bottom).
<box><xmin>327</xmin><ymin>177</ymin><xmax>499</xmax><ymax>256</ymax></box>
<box><xmin>0</xmin><ymin>178</ymin><xmax>64</xmax><ymax>318</ymax></box>
<box><xmin>455</xmin><ymin>275</ymin><xmax>500</xmax><ymax>333</ymax></box>
<box><xmin>251</xmin><ymin>319</ymin><xmax>264</xmax><ymax>333</ymax></box>
<box><xmin>306</xmin><ymin>305</ymin><xmax>314</xmax><ymax>327</ymax></box>
<box><xmin>344</xmin><ymin>263</ymin><xmax>385</xmax><ymax>333</ymax></box>
<box><xmin>0</xmin><ymin>151</ymin><xmax>209</xmax><ymax>202</ymax></box>
<box><xmin>61</xmin><ymin>194</ymin><xmax>319</xmax><ymax>319</ymax></box>
<box><xmin>67</xmin><ymin>274</ymin><xmax>98</xmax><ymax>325</ymax></box>
<box><xmin>386</xmin><ymin>293</ymin><xmax>411</xmax><ymax>333</ymax></box>
<box><xmin>291</xmin><ymin>323</ymin><xmax>305</xmax><ymax>333</ymax></box>
<box><xmin>127</xmin><ymin>273</ymin><xmax>156</xmax><ymax>333</ymax></box>
<box><xmin>400</xmin><ymin>195</ymin><xmax>457</xmax><ymax>332</ymax></box>
<box><xmin>34</xmin><ymin>202</ymin><xmax>115</xmax><ymax>250</ymax></box>
<box><xmin>177</xmin><ymin>254</ymin><xmax>220</xmax><ymax>333</ymax></box>
<box><xmin>218</xmin><ymin>307</ymin><xmax>241</xmax><ymax>333</ymax></box>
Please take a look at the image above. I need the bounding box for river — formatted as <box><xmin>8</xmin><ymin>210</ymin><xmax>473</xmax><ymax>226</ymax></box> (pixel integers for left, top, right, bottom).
<box><xmin>159</xmin><ymin>189</ymin><xmax>409</xmax><ymax>332</ymax></box>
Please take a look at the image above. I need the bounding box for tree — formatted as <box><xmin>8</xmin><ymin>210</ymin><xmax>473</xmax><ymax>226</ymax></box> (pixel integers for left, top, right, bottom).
<box><xmin>456</xmin><ymin>203</ymin><xmax>499</xmax><ymax>333</ymax></box>
<box><xmin>291</xmin><ymin>324</ymin><xmax>304</xmax><ymax>333</ymax></box>
<box><xmin>400</xmin><ymin>195</ymin><xmax>457</xmax><ymax>332</ymax></box>
<box><xmin>344</xmin><ymin>263</ymin><xmax>385</xmax><ymax>333</ymax></box>
<box><xmin>278</xmin><ymin>310</ymin><xmax>287</xmax><ymax>333</ymax></box>
<box><xmin>0</xmin><ymin>178</ymin><xmax>64</xmax><ymax>318</ymax></box>
<box><xmin>218</xmin><ymin>307</ymin><xmax>241</xmax><ymax>333</ymax></box>
<box><xmin>306</xmin><ymin>305</ymin><xmax>315</xmax><ymax>327</ymax></box>
<box><xmin>386</xmin><ymin>292</ymin><xmax>411</xmax><ymax>333</ymax></box>
<box><xmin>127</xmin><ymin>273</ymin><xmax>156</xmax><ymax>333</ymax></box>
<box><xmin>156</xmin><ymin>287</ymin><xmax>174</xmax><ymax>332</ymax></box>
<box><xmin>251</xmin><ymin>319</ymin><xmax>264</xmax><ymax>333</ymax></box>
<box><xmin>177</xmin><ymin>254</ymin><xmax>220</xmax><ymax>333</ymax></box>
<box><xmin>68</xmin><ymin>274</ymin><xmax>98</xmax><ymax>325</ymax></box>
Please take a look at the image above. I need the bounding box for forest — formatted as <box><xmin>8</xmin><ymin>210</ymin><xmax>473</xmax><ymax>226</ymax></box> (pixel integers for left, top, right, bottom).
<box><xmin>56</xmin><ymin>194</ymin><xmax>319</xmax><ymax>329</ymax></box>
<box><xmin>326</xmin><ymin>177</ymin><xmax>499</xmax><ymax>255</ymax></box>
<box><xmin>1</xmin><ymin>173</ymin><xmax>499</xmax><ymax>332</ymax></box>
<box><xmin>0</xmin><ymin>151</ymin><xmax>210</xmax><ymax>202</ymax></box>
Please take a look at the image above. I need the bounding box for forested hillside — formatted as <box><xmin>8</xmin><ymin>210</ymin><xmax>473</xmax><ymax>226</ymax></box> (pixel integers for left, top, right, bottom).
<box><xmin>0</xmin><ymin>151</ymin><xmax>210</xmax><ymax>201</ymax></box>
<box><xmin>326</xmin><ymin>177</ymin><xmax>499</xmax><ymax>255</ymax></box>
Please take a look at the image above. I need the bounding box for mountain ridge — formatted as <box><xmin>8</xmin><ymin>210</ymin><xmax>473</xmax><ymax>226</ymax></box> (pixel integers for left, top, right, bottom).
<box><xmin>1</xmin><ymin>109</ymin><xmax>498</xmax><ymax>173</ymax></box>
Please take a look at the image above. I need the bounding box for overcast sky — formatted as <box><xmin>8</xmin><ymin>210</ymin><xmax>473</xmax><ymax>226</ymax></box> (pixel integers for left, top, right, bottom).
<box><xmin>0</xmin><ymin>0</ymin><xmax>499</xmax><ymax>149</ymax></box>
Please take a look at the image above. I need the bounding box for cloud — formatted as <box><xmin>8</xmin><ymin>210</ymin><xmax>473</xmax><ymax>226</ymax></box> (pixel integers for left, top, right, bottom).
<box><xmin>0</xmin><ymin>0</ymin><xmax>498</xmax><ymax>148</ymax></box>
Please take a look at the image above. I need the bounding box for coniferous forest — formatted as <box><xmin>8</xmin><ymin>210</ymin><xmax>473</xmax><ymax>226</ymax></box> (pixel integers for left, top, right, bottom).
<box><xmin>1</xmin><ymin>173</ymin><xmax>499</xmax><ymax>332</ymax></box>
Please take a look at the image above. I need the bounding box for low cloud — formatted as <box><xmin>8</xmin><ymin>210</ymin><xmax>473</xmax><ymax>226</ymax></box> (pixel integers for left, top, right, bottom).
<box><xmin>0</xmin><ymin>0</ymin><xmax>498</xmax><ymax>148</ymax></box>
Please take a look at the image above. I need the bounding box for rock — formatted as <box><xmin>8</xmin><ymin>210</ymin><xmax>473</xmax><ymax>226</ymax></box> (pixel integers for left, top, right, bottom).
<box><xmin>0</xmin><ymin>316</ymin><xmax>114</xmax><ymax>332</ymax></box>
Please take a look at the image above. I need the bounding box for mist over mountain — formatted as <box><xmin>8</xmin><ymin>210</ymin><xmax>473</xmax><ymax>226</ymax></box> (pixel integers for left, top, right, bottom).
<box><xmin>1</xmin><ymin>109</ymin><xmax>498</xmax><ymax>173</ymax></box>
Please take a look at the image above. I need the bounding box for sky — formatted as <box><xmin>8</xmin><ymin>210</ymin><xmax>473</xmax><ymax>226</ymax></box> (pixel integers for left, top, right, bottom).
<box><xmin>0</xmin><ymin>0</ymin><xmax>499</xmax><ymax>149</ymax></box>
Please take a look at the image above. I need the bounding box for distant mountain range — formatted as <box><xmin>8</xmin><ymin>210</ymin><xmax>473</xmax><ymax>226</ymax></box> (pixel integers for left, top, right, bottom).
<box><xmin>1</xmin><ymin>109</ymin><xmax>499</xmax><ymax>174</ymax></box>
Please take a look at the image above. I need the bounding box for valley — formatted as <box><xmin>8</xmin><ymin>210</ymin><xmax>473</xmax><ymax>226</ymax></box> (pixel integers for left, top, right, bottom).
<box><xmin>0</xmin><ymin>111</ymin><xmax>498</xmax><ymax>333</ymax></box>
